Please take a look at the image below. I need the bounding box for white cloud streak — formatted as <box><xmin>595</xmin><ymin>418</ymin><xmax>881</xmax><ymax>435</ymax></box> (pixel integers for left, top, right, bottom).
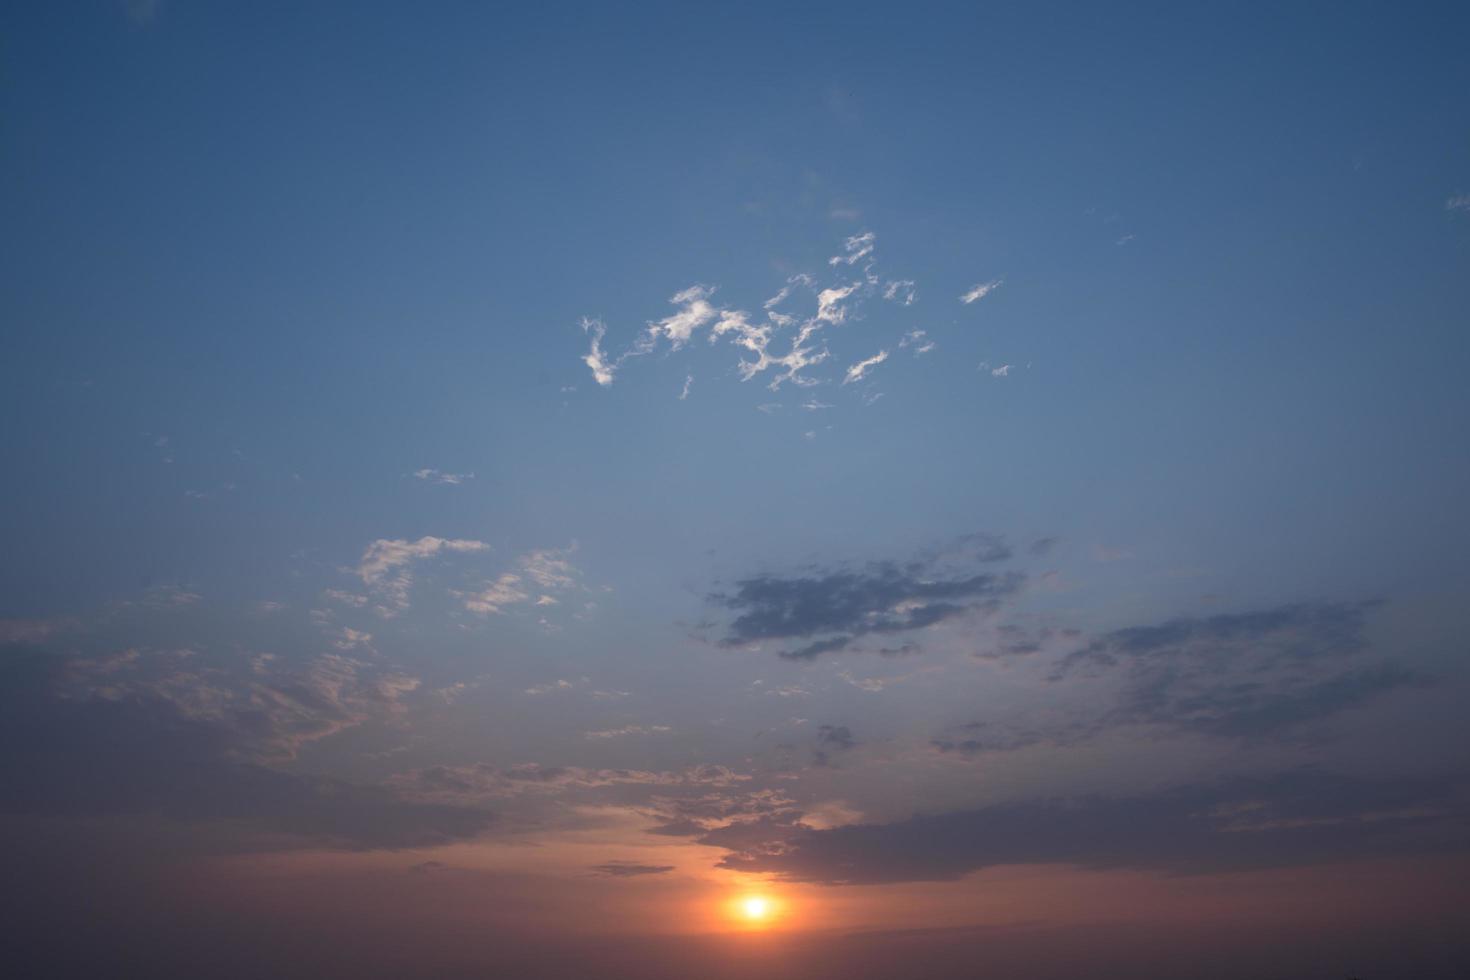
<box><xmin>882</xmin><ymin>279</ymin><xmax>917</xmax><ymax>306</ymax></box>
<box><xmin>581</xmin><ymin>317</ymin><xmax>616</xmax><ymax>386</ymax></box>
<box><xmin>828</xmin><ymin>231</ymin><xmax>875</xmax><ymax>266</ymax></box>
<box><xmin>843</xmin><ymin>349</ymin><xmax>889</xmax><ymax>385</ymax></box>
<box><xmin>960</xmin><ymin>279</ymin><xmax>1003</xmax><ymax>304</ymax></box>
<box><xmin>899</xmin><ymin>329</ymin><xmax>934</xmax><ymax>355</ymax></box>
<box><xmin>356</xmin><ymin>536</ymin><xmax>489</xmax><ymax>614</ymax></box>
<box><xmin>413</xmin><ymin>469</ymin><xmax>474</xmax><ymax>485</ymax></box>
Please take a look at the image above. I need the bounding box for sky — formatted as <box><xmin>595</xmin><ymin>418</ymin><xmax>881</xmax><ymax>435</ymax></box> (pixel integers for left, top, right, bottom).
<box><xmin>3</xmin><ymin>2</ymin><xmax>1470</xmax><ymax>977</ymax></box>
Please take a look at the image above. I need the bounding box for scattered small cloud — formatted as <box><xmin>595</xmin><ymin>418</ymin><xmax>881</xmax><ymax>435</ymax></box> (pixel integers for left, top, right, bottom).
<box><xmin>524</xmin><ymin>680</ymin><xmax>574</xmax><ymax>695</ymax></box>
<box><xmin>460</xmin><ymin>573</ymin><xmax>531</xmax><ymax>615</ymax></box>
<box><xmin>356</xmin><ymin>536</ymin><xmax>490</xmax><ymax>615</ymax></box>
<box><xmin>413</xmin><ymin>469</ymin><xmax>474</xmax><ymax>485</ymax></box>
<box><xmin>574</xmin><ymin>233</ymin><xmax>911</xmax><ymax>394</ymax></box>
<box><xmin>585</xmin><ymin>724</ymin><xmax>673</xmax><ymax>739</ymax></box>
<box><xmin>842</xmin><ymin>350</ymin><xmax>889</xmax><ymax>385</ymax></box>
<box><xmin>960</xmin><ymin>279</ymin><xmax>1003</xmax><ymax>305</ymax></box>
<box><xmin>828</xmin><ymin>231</ymin><xmax>875</xmax><ymax>267</ymax></box>
<box><xmin>882</xmin><ymin>280</ymin><xmax>917</xmax><ymax>306</ymax></box>
<box><xmin>642</xmin><ymin>285</ymin><xmax>719</xmax><ymax>350</ymax></box>
<box><xmin>581</xmin><ymin>316</ymin><xmax>616</xmax><ymax>386</ymax></box>
<box><xmin>899</xmin><ymin>329</ymin><xmax>934</xmax><ymax>355</ymax></box>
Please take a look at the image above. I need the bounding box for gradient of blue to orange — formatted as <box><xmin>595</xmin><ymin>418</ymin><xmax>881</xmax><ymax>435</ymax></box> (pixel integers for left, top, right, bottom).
<box><xmin>2</xmin><ymin>2</ymin><xmax>1470</xmax><ymax>978</ymax></box>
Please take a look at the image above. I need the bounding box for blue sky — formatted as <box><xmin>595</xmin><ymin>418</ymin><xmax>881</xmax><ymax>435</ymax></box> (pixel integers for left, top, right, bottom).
<box><xmin>3</xmin><ymin>2</ymin><xmax>1470</xmax><ymax>976</ymax></box>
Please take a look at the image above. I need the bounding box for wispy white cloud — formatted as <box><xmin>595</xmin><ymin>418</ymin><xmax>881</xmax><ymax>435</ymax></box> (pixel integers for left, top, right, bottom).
<box><xmin>458</xmin><ymin>546</ymin><xmax>581</xmax><ymax>616</ymax></box>
<box><xmin>762</xmin><ymin>274</ymin><xmax>813</xmax><ymax>311</ymax></box>
<box><xmin>1447</xmin><ymin>194</ymin><xmax>1470</xmax><ymax>214</ymax></box>
<box><xmin>960</xmin><ymin>279</ymin><xmax>1003</xmax><ymax>304</ymax></box>
<box><xmin>815</xmin><ymin>282</ymin><xmax>860</xmax><ymax>324</ymax></box>
<box><xmin>520</xmin><ymin>546</ymin><xmax>578</xmax><ymax>590</ymax></box>
<box><xmin>356</xmin><ymin>536</ymin><xmax>490</xmax><ymax>614</ymax></box>
<box><xmin>882</xmin><ymin>279</ymin><xmax>917</xmax><ymax>306</ymax></box>
<box><xmin>576</xmin><ymin>234</ymin><xmax>908</xmax><ymax>393</ymax></box>
<box><xmin>978</xmin><ymin>361</ymin><xmax>1013</xmax><ymax>377</ymax></box>
<box><xmin>802</xmin><ymin>399</ymin><xmax>834</xmax><ymax>410</ymax></box>
<box><xmin>413</xmin><ymin>468</ymin><xmax>474</xmax><ymax>485</ymax></box>
<box><xmin>332</xmin><ymin>626</ymin><xmax>374</xmax><ymax>651</ymax></box>
<box><xmin>899</xmin><ymin>329</ymin><xmax>935</xmax><ymax>355</ymax></box>
<box><xmin>585</xmin><ymin>724</ymin><xmax>672</xmax><ymax>739</ymax></box>
<box><xmin>713</xmin><ymin>308</ymin><xmax>833</xmax><ymax>391</ymax></box>
<box><xmin>679</xmin><ymin>374</ymin><xmax>693</xmax><ymax>400</ymax></box>
<box><xmin>641</xmin><ymin>285</ymin><xmax>719</xmax><ymax>350</ymax></box>
<box><xmin>581</xmin><ymin>317</ymin><xmax>616</xmax><ymax>386</ymax></box>
<box><xmin>828</xmin><ymin>231</ymin><xmax>875</xmax><ymax>266</ymax></box>
<box><xmin>843</xmin><ymin>349</ymin><xmax>889</xmax><ymax>385</ymax></box>
<box><xmin>358</xmin><ymin>537</ymin><xmax>489</xmax><ymax>587</ymax></box>
<box><xmin>460</xmin><ymin>573</ymin><xmax>530</xmax><ymax>615</ymax></box>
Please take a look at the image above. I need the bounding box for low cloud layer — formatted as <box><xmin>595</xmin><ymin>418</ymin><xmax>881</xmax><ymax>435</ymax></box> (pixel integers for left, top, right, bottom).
<box><xmin>1050</xmin><ymin>601</ymin><xmax>1416</xmax><ymax>738</ymax></box>
<box><xmin>714</xmin><ymin>769</ymin><xmax>1470</xmax><ymax>884</ymax></box>
<box><xmin>0</xmin><ymin>653</ymin><xmax>492</xmax><ymax>851</ymax></box>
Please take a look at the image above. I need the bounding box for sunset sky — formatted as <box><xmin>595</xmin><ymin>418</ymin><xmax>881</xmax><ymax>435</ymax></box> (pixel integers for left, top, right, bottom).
<box><xmin>4</xmin><ymin>2</ymin><xmax>1470</xmax><ymax>977</ymax></box>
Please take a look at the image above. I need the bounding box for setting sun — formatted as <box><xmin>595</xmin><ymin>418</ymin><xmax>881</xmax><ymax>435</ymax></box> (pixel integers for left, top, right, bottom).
<box><xmin>725</xmin><ymin>893</ymin><xmax>784</xmax><ymax>929</ymax></box>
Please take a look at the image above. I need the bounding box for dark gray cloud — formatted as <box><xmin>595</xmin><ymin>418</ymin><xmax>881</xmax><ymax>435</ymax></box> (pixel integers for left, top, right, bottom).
<box><xmin>818</xmin><ymin>724</ymin><xmax>856</xmax><ymax>751</ymax></box>
<box><xmin>975</xmin><ymin>624</ymin><xmax>1081</xmax><ymax>661</ymax></box>
<box><xmin>590</xmin><ymin>862</ymin><xmax>675</xmax><ymax>877</ymax></box>
<box><xmin>713</xmin><ymin>769</ymin><xmax>1470</xmax><ymax>884</ymax></box>
<box><xmin>1048</xmin><ymin>601</ymin><xmax>1416</xmax><ymax>738</ymax></box>
<box><xmin>1053</xmin><ymin>602</ymin><xmax>1383</xmax><ymax>678</ymax></box>
<box><xmin>712</xmin><ymin>536</ymin><xmax>1024</xmax><ymax>659</ymax></box>
<box><xmin>931</xmin><ymin>721</ymin><xmax>1054</xmax><ymax>755</ymax></box>
<box><xmin>0</xmin><ymin>654</ymin><xmax>492</xmax><ymax>851</ymax></box>
<box><xmin>813</xmin><ymin>724</ymin><xmax>857</xmax><ymax>767</ymax></box>
<box><xmin>786</xmin><ymin>636</ymin><xmax>855</xmax><ymax>660</ymax></box>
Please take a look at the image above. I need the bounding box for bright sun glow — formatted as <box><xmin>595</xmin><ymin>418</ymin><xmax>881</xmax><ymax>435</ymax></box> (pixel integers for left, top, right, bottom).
<box><xmin>741</xmin><ymin>896</ymin><xmax>771</xmax><ymax>920</ymax></box>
